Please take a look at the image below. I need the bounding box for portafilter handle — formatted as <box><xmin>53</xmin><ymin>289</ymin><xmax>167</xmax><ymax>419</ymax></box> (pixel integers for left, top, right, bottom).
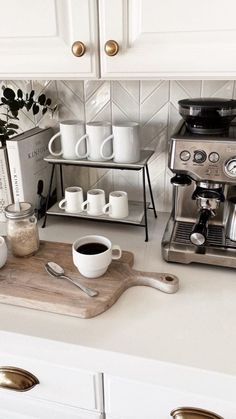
<box><xmin>190</xmin><ymin>208</ymin><xmax>212</xmax><ymax>246</ymax></box>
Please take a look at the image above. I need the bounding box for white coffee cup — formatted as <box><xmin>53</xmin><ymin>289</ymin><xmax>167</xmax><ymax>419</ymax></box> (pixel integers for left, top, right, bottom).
<box><xmin>81</xmin><ymin>189</ymin><xmax>106</xmax><ymax>216</ymax></box>
<box><xmin>0</xmin><ymin>236</ymin><xmax>7</xmax><ymax>268</ymax></box>
<box><xmin>75</xmin><ymin>122</ymin><xmax>113</xmax><ymax>161</ymax></box>
<box><xmin>72</xmin><ymin>235</ymin><xmax>122</xmax><ymax>278</ymax></box>
<box><xmin>103</xmin><ymin>191</ymin><xmax>129</xmax><ymax>219</ymax></box>
<box><xmin>48</xmin><ymin>120</ymin><xmax>87</xmax><ymax>160</ymax></box>
<box><xmin>100</xmin><ymin>122</ymin><xmax>140</xmax><ymax>163</ymax></box>
<box><xmin>59</xmin><ymin>186</ymin><xmax>84</xmax><ymax>213</ymax></box>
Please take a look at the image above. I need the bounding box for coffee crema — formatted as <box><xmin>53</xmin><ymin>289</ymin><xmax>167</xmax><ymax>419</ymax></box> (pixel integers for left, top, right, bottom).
<box><xmin>76</xmin><ymin>242</ymin><xmax>108</xmax><ymax>255</ymax></box>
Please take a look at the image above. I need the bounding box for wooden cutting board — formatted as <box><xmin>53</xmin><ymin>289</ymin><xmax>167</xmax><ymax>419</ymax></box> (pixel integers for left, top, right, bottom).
<box><xmin>0</xmin><ymin>241</ymin><xmax>179</xmax><ymax>318</ymax></box>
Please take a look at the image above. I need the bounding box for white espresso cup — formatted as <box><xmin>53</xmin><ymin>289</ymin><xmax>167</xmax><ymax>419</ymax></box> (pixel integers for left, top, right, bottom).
<box><xmin>59</xmin><ymin>186</ymin><xmax>84</xmax><ymax>213</ymax></box>
<box><xmin>72</xmin><ymin>235</ymin><xmax>122</xmax><ymax>278</ymax></box>
<box><xmin>100</xmin><ymin>122</ymin><xmax>140</xmax><ymax>163</ymax></box>
<box><xmin>81</xmin><ymin>189</ymin><xmax>106</xmax><ymax>216</ymax></box>
<box><xmin>103</xmin><ymin>191</ymin><xmax>129</xmax><ymax>219</ymax></box>
<box><xmin>48</xmin><ymin>120</ymin><xmax>87</xmax><ymax>160</ymax></box>
<box><xmin>75</xmin><ymin>122</ymin><xmax>113</xmax><ymax>161</ymax></box>
<box><xmin>0</xmin><ymin>236</ymin><xmax>7</xmax><ymax>269</ymax></box>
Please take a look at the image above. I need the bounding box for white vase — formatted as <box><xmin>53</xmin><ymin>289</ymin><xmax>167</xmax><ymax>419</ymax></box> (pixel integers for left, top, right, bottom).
<box><xmin>0</xmin><ymin>236</ymin><xmax>7</xmax><ymax>268</ymax></box>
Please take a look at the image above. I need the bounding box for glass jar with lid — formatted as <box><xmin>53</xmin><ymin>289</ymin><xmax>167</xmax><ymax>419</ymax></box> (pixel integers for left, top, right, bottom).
<box><xmin>5</xmin><ymin>202</ymin><xmax>39</xmax><ymax>257</ymax></box>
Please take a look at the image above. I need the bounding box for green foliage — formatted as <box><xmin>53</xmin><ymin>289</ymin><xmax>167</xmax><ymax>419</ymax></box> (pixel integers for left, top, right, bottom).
<box><xmin>0</xmin><ymin>86</ymin><xmax>57</xmax><ymax>146</ymax></box>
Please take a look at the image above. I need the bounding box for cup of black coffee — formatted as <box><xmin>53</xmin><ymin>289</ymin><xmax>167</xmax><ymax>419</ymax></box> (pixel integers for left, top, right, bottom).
<box><xmin>72</xmin><ymin>235</ymin><xmax>122</xmax><ymax>278</ymax></box>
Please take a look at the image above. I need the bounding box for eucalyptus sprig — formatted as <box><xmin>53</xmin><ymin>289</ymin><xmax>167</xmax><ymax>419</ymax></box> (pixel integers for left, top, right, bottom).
<box><xmin>0</xmin><ymin>86</ymin><xmax>57</xmax><ymax>146</ymax></box>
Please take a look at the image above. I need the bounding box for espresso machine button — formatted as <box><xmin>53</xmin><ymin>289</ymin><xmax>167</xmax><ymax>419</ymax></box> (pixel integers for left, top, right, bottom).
<box><xmin>180</xmin><ymin>150</ymin><xmax>191</xmax><ymax>161</ymax></box>
<box><xmin>193</xmin><ymin>150</ymin><xmax>207</xmax><ymax>163</ymax></box>
<box><xmin>208</xmin><ymin>152</ymin><xmax>220</xmax><ymax>163</ymax></box>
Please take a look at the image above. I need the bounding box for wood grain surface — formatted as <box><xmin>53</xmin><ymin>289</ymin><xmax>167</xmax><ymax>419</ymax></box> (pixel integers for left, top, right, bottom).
<box><xmin>0</xmin><ymin>241</ymin><xmax>179</xmax><ymax>318</ymax></box>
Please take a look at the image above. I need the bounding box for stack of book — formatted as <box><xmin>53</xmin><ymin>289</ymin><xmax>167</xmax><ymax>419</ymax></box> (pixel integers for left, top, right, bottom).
<box><xmin>0</xmin><ymin>127</ymin><xmax>56</xmax><ymax>221</ymax></box>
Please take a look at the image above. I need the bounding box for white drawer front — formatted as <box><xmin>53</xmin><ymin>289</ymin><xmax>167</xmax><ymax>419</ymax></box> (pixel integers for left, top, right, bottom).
<box><xmin>0</xmin><ymin>392</ymin><xmax>104</xmax><ymax>419</ymax></box>
<box><xmin>0</xmin><ymin>352</ymin><xmax>103</xmax><ymax>412</ymax></box>
<box><xmin>104</xmin><ymin>375</ymin><xmax>236</xmax><ymax>419</ymax></box>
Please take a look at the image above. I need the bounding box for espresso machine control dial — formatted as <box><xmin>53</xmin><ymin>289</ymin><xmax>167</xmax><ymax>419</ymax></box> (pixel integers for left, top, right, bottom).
<box><xmin>193</xmin><ymin>150</ymin><xmax>207</xmax><ymax>164</ymax></box>
<box><xmin>224</xmin><ymin>157</ymin><xmax>236</xmax><ymax>178</ymax></box>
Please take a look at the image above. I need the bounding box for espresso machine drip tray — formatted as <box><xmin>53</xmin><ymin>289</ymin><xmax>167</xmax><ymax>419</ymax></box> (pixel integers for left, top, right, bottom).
<box><xmin>172</xmin><ymin>220</ymin><xmax>236</xmax><ymax>247</ymax></box>
<box><xmin>162</xmin><ymin>219</ymin><xmax>236</xmax><ymax>267</ymax></box>
<box><xmin>173</xmin><ymin>221</ymin><xmax>225</xmax><ymax>247</ymax></box>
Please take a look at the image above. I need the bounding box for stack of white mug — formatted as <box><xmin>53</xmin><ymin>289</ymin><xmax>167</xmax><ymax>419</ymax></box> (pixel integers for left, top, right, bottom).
<box><xmin>48</xmin><ymin>120</ymin><xmax>141</xmax><ymax>164</ymax></box>
<box><xmin>59</xmin><ymin>187</ymin><xmax>129</xmax><ymax>219</ymax></box>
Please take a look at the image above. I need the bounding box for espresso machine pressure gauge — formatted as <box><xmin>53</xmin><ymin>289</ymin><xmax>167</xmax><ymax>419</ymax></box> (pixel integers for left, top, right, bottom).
<box><xmin>225</xmin><ymin>157</ymin><xmax>236</xmax><ymax>178</ymax></box>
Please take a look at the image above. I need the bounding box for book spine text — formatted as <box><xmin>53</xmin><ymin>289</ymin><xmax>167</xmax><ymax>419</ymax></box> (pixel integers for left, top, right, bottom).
<box><xmin>0</xmin><ymin>148</ymin><xmax>13</xmax><ymax>221</ymax></box>
<box><xmin>6</xmin><ymin>142</ymin><xmax>24</xmax><ymax>203</ymax></box>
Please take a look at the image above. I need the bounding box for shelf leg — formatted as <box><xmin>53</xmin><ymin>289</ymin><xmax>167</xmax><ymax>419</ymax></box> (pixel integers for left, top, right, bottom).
<box><xmin>142</xmin><ymin>167</ymin><xmax>148</xmax><ymax>242</ymax></box>
<box><xmin>42</xmin><ymin>164</ymin><xmax>55</xmax><ymax>228</ymax></box>
<box><xmin>146</xmin><ymin>164</ymin><xmax>157</xmax><ymax>218</ymax></box>
<box><xmin>60</xmin><ymin>164</ymin><xmax>64</xmax><ymax>196</ymax></box>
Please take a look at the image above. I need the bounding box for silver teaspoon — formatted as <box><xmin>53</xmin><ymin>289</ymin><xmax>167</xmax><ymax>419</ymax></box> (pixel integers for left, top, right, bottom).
<box><xmin>45</xmin><ymin>261</ymin><xmax>98</xmax><ymax>297</ymax></box>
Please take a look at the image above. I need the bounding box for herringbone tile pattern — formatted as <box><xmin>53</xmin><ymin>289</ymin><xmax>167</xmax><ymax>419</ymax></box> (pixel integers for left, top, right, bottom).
<box><xmin>5</xmin><ymin>80</ymin><xmax>236</xmax><ymax>211</ymax></box>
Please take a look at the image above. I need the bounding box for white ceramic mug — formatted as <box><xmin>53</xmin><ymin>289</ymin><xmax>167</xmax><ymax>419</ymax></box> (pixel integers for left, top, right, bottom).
<box><xmin>75</xmin><ymin>122</ymin><xmax>113</xmax><ymax>161</ymax></box>
<box><xmin>103</xmin><ymin>191</ymin><xmax>129</xmax><ymax>219</ymax></box>
<box><xmin>59</xmin><ymin>186</ymin><xmax>84</xmax><ymax>213</ymax></box>
<box><xmin>100</xmin><ymin>122</ymin><xmax>140</xmax><ymax>163</ymax></box>
<box><xmin>0</xmin><ymin>236</ymin><xmax>7</xmax><ymax>268</ymax></box>
<box><xmin>72</xmin><ymin>235</ymin><xmax>122</xmax><ymax>278</ymax></box>
<box><xmin>81</xmin><ymin>189</ymin><xmax>106</xmax><ymax>216</ymax></box>
<box><xmin>48</xmin><ymin>120</ymin><xmax>87</xmax><ymax>160</ymax></box>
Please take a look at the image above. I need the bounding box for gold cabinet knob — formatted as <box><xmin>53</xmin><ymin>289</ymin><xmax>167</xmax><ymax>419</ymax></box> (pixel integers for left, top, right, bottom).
<box><xmin>71</xmin><ymin>41</ymin><xmax>86</xmax><ymax>57</ymax></box>
<box><xmin>104</xmin><ymin>40</ymin><xmax>119</xmax><ymax>56</ymax></box>
<box><xmin>0</xmin><ymin>367</ymin><xmax>39</xmax><ymax>392</ymax></box>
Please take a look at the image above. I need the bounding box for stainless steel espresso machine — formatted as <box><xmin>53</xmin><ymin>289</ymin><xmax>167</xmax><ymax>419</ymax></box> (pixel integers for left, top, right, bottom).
<box><xmin>162</xmin><ymin>98</ymin><xmax>236</xmax><ymax>268</ymax></box>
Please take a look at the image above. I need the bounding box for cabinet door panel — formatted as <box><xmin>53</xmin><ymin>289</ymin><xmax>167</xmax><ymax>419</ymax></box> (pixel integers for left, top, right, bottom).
<box><xmin>104</xmin><ymin>375</ymin><xmax>236</xmax><ymax>419</ymax></box>
<box><xmin>99</xmin><ymin>0</ymin><xmax>236</xmax><ymax>78</ymax></box>
<box><xmin>0</xmin><ymin>352</ymin><xmax>103</xmax><ymax>411</ymax></box>
<box><xmin>0</xmin><ymin>392</ymin><xmax>103</xmax><ymax>418</ymax></box>
<box><xmin>0</xmin><ymin>0</ymin><xmax>99</xmax><ymax>78</ymax></box>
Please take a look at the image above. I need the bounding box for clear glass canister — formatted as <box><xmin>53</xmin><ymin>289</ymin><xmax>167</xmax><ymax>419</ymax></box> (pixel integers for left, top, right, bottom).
<box><xmin>5</xmin><ymin>202</ymin><xmax>39</xmax><ymax>257</ymax></box>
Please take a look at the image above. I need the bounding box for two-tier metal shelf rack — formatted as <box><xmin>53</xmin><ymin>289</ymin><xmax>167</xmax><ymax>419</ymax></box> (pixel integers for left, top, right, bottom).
<box><xmin>42</xmin><ymin>150</ymin><xmax>157</xmax><ymax>241</ymax></box>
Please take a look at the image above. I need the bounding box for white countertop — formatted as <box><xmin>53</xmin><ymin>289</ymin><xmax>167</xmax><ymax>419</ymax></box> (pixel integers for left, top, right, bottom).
<box><xmin>0</xmin><ymin>213</ymin><xmax>236</xmax><ymax>397</ymax></box>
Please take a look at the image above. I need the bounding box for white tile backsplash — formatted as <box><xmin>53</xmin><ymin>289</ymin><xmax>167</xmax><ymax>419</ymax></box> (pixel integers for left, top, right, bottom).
<box><xmin>112</xmin><ymin>81</ymin><xmax>139</xmax><ymax>123</ymax></box>
<box><xmin>85</xmin><ymin>81</ymin><xmax>110</xmax><ymax>122</ymax></box>
<box><xmin>6</xmin><ymin>80</ymin><xmax>236</xmax><ymax>211</ymax></box>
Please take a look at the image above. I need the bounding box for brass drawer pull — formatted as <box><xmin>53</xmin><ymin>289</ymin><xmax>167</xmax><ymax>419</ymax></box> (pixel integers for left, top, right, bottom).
<box><xmin>0</xmin><ymin>367</ymin><xmax>39</xmax><ymax>392</ymax></box>
<box><xmin>171</xmin><ymin>407</ymin><xmax>224</xmax><ymax>419</ymax></box>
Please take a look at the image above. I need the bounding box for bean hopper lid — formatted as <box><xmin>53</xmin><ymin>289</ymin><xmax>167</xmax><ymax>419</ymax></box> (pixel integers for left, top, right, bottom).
<box><xmin>178</xmin><ymin>98</ymin><xmax>236</xmax><ymax>134</ymax></box>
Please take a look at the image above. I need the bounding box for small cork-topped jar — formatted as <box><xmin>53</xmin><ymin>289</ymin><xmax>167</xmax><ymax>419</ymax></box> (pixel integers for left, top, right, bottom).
<box><xmin>5</xmin><ymin>202</ymin><xmax>39</xmax><ymax>257</ymax></box>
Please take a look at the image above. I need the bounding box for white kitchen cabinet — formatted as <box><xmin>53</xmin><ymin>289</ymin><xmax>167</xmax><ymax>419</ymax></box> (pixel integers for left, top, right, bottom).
<box><xmin>2</xmin><ymin>0</ymin><xmax>236</xmax><ymax>79</ymax></box>
<box><xmin>99</xmin><ymin>0</ymin><xmax>236</xmax><ymax>79</ymax></box>
<box><xmin>0</xmin><ymin>349</ymin><xmax>104</xmax><ymax>418</ymax></box>
<box><xmin>0</xmin><ymin>353</ymin><xmax>103</xmax><ymax>411</ymax></box>
<box><xmin>104</xmin><ymin>375</ymin><xmax>236</xmax><ymax>419</ymax></box>
<box><xmin>1</xmin><ymin>0</ymin><xmax>99</xmax><ymax>79</ymax></box>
